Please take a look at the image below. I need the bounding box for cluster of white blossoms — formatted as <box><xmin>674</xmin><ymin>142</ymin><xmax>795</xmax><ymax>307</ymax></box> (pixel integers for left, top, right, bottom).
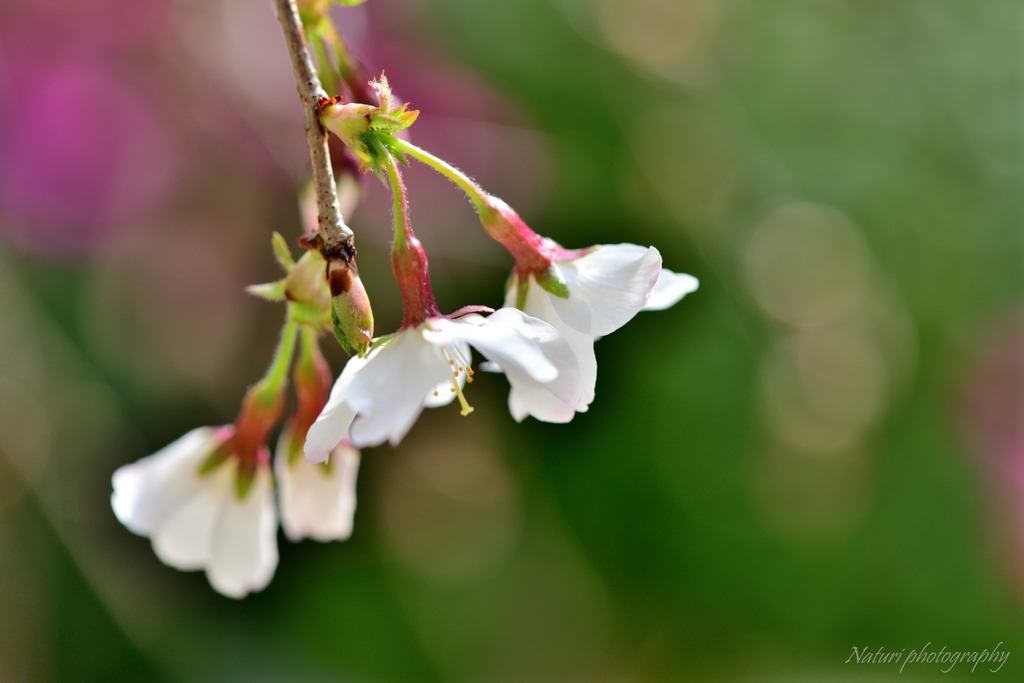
<box><xmin>112</xmin><ymin>238</ymin><xmax>365</xmax><ymax>598</ymax></box>
<box><xmin>111</xmin><ymin>73</ymin><xmax>697</xmax><ymax>598</ymax></box>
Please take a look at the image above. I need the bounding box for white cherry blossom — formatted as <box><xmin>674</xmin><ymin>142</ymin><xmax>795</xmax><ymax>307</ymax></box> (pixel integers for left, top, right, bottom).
<box><xmin>111</xmin><ymin>427</ymin><xmax>278</xmax><ymax>599</ymax></box>
<box><xmin>276</xmin><ymin>437</ymin><xmax>361</xmax><ymax>542</ymax></box>
<box><xmin>304</xmin><ymin>307</ymin><xmax>583</xmax><ymax>459</ymax></box>
<box><xmin>504</xmin><ymin>244</ymin><xmax>698</xmax><ymax>421</ymax></box>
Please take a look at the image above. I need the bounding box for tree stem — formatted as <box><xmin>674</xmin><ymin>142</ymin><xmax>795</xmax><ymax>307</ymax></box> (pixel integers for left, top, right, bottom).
<box><xmin>273</xmin><ymin>0</ymin><xmax>353</xmax><ymax>252</ymax></box>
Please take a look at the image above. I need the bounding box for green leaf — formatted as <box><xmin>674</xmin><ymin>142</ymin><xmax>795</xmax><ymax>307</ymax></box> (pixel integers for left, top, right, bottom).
<box><xmin>515</xmin><ymin>274</ymin><xmax>530</xmax><ymax>310</ymax></box>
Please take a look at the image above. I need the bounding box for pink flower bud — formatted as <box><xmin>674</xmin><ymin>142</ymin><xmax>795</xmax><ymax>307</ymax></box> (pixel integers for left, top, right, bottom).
<box><xmin>318</xmin><ymin>98</ymin><xmax>375</xmax><ymax>146</ymax></box>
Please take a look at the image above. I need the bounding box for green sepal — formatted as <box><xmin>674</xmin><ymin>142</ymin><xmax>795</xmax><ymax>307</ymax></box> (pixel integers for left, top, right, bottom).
<box><xmin>369</xmin><ymin>75</ymin><xmax>394</xmax><ymax>111</ymax></box>
<box><xmin>246</xmin><ymin>280</ymin><xmax>288</xmax><ymax>302</ymax></box>
<box><xmin>515</xmin><ymin>275</ymin><xmax>530</xmax><ymax>310</ymax></box>
<box><xmin>271</xmin><ymin>232</ymin><xmax>296</xmax><ymax>271</ymax></box>
<box><xmin>284</xmin><ymin>427</ymin><xmax>304</xmax><ymax>467</ymax></box>
<box><xmin>288</xmin><ymin>300</ymin><xmax>328</xmax><ymax>327</ymax></box>
<box><xmin>369</xmin><ymin>108</ymin><xmax>419</xmax><ymax>133</ymax></box>
<box><xmin>536</xmin><ymin>265</ymin><xmax>570</xmax><ymax>299</ymax></box>
<box><xmin>318</xmin><ymin>457</ymin><xmax>334</xmax><ymax>476</ymax></box>
<box><xmin>198</xmin><ymin>446</ymin><xmax>230</xmax><ymax>476</ymax></box>
<box><xmin>234</xmin><ymin>461</ymin><xmax>257</xmax><ymax>501</ymax></box>
<box><xmin>332</xmin><ymin>0</ymin><xmax>367</xmax><ymax>7</ymax></box>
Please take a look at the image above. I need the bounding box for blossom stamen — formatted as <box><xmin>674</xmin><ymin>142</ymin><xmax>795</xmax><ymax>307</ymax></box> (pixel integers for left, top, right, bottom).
<box><xmin>441</xmin><ymin>347</ymin><xmax>474</xmax><ymax>416</ymax></box>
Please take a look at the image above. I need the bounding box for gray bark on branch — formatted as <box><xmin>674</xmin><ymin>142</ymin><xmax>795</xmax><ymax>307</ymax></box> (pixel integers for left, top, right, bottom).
<box><xmin>273</xmin><ymin>0</ymin><xmax>354</xmax><ymax>254</ymax></box>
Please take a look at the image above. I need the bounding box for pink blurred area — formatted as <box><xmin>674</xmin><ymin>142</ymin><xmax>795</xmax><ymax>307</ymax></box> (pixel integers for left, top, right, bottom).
<box><xmin>0</xmin><ymin>0</ymin><xmax>549</xmax><ymax>263</ymax></box>
<box><xmin>0</xmin><ymin>0</ymin><xmax>180</xmax><ymax>255</ymax></box>
<box><xmin>960</xmin><ymin>308</ymin><xmax>1024</xmax><ymax>593</ymax></box>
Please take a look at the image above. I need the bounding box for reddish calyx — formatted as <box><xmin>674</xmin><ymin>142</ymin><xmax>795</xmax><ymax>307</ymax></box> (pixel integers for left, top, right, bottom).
<box><xmin>478</xmin><ymin>195</ymin><xmax>583</xmax><ymax>280</ymax></box>
<box><xmin>392</xmin><ymin>231</ymin><xmax>441</xmax><ymax>329</ymax></box>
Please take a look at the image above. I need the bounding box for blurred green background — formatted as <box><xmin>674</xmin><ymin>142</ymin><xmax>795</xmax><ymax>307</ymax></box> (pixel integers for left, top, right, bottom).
<box><xmin>1</xmin><ymin>0</ymin><xmax>1022</xmax><ymax>680</ymax></box>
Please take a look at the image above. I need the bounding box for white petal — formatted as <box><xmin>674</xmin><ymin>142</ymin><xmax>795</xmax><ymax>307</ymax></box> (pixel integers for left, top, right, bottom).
<box><xmin>502</xmin><ymin>273</ymin><xmax>520</xmax><ymax>309</ymax></box>
<box><xmin>550</xmin><ymin>244</ymin><xmax>663</xmax><ymax>336</ymax></box>
<box><xmin>347</xmin><ymin>330</ymin><xmax>451</xmax><ymax>448</ymax></box>
<box><xmin>423</xmin><ymin>311</ymin><xmax>559</xmax><ymax>385</ymax></box>
<box><xmin>642</xmin><ymin>269</ymin><xmax>699</xmax><ymax>311</ymax></box>
<box><xmin>422</xmin><ymin>341</ymin><xmax>470</xmax><ymax>407</ymax></box>
<box><xmin>522</xmin><ymin>281</ymin><xmax>597</xmax><ymax>407</ymax></box>
<box><xmin>206</xmin><ymin>465</ymin><xmax>278</xmax><ymax>598</ymax></box>
<box><xmin>507</xmin><ymin>372</ymin><xmax>579</xmax><ymax>423</ymax></box>
<box><xmin>111</xmin><ymin>427</ymin><xmax>219</xmax><ymax>535</ymax></box>
<box><xmin>304</xmin><ymin>354</ymin><xmax>366</xmax><ymax>463</ymax></box>
<box><xmin>498</xmin><ymin>277</ymin><xmax>600</xmax><ymax>423</ymax></box>
<box><xmin>150</xmin><ymin>458</ymin><xmax>233</xmax><ymax>571</ymax></box>
<box><xmin>277</xmin><ymin>442</ymin><xmax>360</xmax><ymax>543</ymax></box>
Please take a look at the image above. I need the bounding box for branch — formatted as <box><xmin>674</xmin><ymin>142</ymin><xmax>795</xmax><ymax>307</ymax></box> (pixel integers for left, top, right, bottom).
<box><xmin>273</xmin><ymin>0</ymin><xmax>353</xmax><ymax>253</ymax></box>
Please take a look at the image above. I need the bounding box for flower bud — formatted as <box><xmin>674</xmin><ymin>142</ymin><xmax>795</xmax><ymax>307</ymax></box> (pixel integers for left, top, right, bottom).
<box><xmin>328</xmin><ymin>260</ymin><xmax>373</xmax><ymax>356</ymax></box>
<box><xmin>319</xmin><ymin>100</ymin><xmax>375</xmax><ymax>146</ymax></box>
<box><xmin>285</xmin><ymin>250</ymin><xmax>331</xmax><ymax>312</ymax></box>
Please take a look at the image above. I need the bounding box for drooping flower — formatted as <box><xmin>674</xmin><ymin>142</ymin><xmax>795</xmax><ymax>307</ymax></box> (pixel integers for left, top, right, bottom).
<box><xmin>304</xmin><ymin>146</ymin><xmax>583</xmax><ymax>459</ymax></box>
<box><xmin>378</xmin><ymin>137</ymin><xmax>699</xmax><ymax>421</ymax></box>
<box><xmin>306</xmin><ymin>307</ymin><xmax>583</xmax><ymax>457</ymax></box>
<box><xmin>275</xmin><ymin>324</ymin><xmax>363</xmax><ymax>542</ymax></box>
<box><xmin>112</xmin><ymin>317</ymin><xmax>300</xmax><ymax>598</ymax></box>
<box><xmin>501</xmin><ymin>238</ymin><xmax>699</xmax><ymax>421</ymax></box>
<box><xmin>277</xmin><ymin>438</ymin><xmax>360</xmax><ymax>542</ymax></box>
<box><xmin>112</xmin><ymin>426</ymin><xmax>278</xmax><ymax>598</ymax></box>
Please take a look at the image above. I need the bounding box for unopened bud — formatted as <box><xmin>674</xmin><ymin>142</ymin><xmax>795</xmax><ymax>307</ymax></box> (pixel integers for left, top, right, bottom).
<box><xmin>319</xmin><ymin>99</ymin><xmax>375</xmax><ymax>146</ymax></box>
<box><xmin>285</xmin><ymin>251</ymin><xmax>331</xmax><ymax>312</ymax></box>
<box><xmin>328</xmin><ymin>260</ymin><xmax>373</xmax><ymax>355</ymax></box>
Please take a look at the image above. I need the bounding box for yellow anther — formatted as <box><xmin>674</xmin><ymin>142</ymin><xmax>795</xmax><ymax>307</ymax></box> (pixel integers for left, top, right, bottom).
<box><xmin>433</xmin><ymin>390</ymin><xmax>438</xmax><ymax>396</ymax></box>
<box><xmin>449</xmin><ymin>360</ymin><xmax>455</xmax><ymax>365</ymax></box>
